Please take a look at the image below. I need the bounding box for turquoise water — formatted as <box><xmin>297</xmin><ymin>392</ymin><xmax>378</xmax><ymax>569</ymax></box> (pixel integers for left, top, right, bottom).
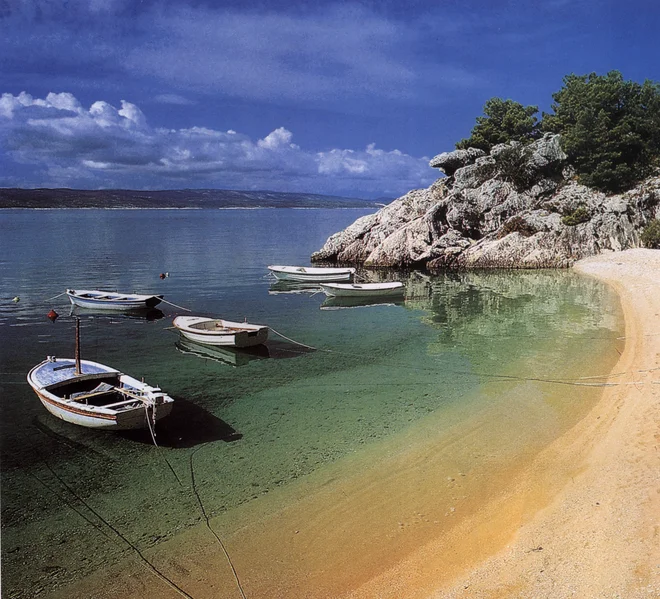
<box><xmin>0</xmin><ymin>209</ymin><xmax>623</xmax><ymax>598</ymax></box>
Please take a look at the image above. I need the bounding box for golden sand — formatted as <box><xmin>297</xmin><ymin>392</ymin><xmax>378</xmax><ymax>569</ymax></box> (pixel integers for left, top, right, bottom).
<box><xmin>52</xmin><ymin>249</ymin><xmax>659</xmax><ymax>599</ymax></box>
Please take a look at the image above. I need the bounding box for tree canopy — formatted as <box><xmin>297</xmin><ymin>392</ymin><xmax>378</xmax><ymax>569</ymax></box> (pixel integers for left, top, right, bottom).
<box><xmin>542</xmin><ymin>71</ymin><xmax>660</xmax><ymax>192</ymax></box>
<box><xmin>455</xmin><ymin>98</ymin><xmax>540</xmax><ymax>152</ymax></box>
<box><xmin>456</xmin><ymin>71</ymin><xmax>660</xmax><ymax>193</ymax></box>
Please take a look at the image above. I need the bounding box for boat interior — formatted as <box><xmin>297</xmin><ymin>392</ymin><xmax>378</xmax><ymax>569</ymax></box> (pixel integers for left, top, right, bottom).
<box><xmin>50</xmin><ymin>375</ymin><xmax>145</xmax><ymax>409</ymax></box>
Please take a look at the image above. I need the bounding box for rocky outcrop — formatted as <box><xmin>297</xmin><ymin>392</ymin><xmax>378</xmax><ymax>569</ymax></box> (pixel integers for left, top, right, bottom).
<box><xmin>312</xmin><ymin>134</ymin><xmax>660</xmax><ymax>269</ymax></box>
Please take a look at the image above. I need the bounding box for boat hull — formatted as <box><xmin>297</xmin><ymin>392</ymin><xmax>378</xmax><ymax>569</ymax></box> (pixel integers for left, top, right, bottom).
<box><xmin>27</xmin><ymin>358</ymin><xmax>174</xmax><ymax>431</ymax></box>
<box><xmin>67</xmin><ymin>289</ymin><xmax>163</xmax><ymax>311</ymax></box>
<box><xmin>34</xmin><ymin>388</ymin><xmax>173</xmax><ymax>430</ymax></box>
<box><xmin>173</xmin><ymin>317</ymin><xmax>269</xmax><ymax>348</ymax></box>
<box><xmin>268</xmin><ymin>265</ymin><xmax>355</xmax><ymax>282</ymax></box>
<box><xmin>320</xmin><ymin>282</ymin><xmax>405</xmax><ymax>298</ymax></box>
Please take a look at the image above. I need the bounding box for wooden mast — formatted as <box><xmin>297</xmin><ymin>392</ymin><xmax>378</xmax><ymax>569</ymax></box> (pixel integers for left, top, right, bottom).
<box><xmin>74</xmin><ymin>317</ymin><xmax>82</xmax><ymax>375</ymax></box>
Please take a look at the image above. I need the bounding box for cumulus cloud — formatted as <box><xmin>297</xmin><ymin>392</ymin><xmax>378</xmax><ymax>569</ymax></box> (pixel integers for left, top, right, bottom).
<box><xmin>0</xmin><ymin>92</ymin><xmax>436</xmax><ymax>197</ymax></box>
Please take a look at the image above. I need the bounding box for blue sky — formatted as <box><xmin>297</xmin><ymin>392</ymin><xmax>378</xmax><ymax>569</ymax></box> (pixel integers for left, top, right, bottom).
<box><xmin>1</xmin><ymin>0</ymin><xmax>658</xmax><ymax>199</ymax></box>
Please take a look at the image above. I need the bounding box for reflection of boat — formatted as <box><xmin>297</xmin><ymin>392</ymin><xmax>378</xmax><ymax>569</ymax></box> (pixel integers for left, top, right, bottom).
<box><xmin>176</xmin><ymin>338</ymin><xmax>270</xmax><ymax>367</ymax></box>
<box><xmin>320</xmin><ymin>295</ymin><xmax>404</xmax><ymax>310</ymax></box>
<box><xmin>319</xmin><ymin>282</ymin><xmax>405</xmax><ymax>298</ymax></box>
<box><xmin>268</xmin><ymin>280</ymin><xmax>322</xmax><ymax>295</ymax></box>
<box><xmin>172</xmin><ymin>316</ymin><xmax>268</xmax><ymax>347</ymax></box>
<box><xmin>70</xmin><ymin>306</ymin><xmax>165</xmax><ymax>321</ymax></box>
<box><xmin>66</xmin><ymin>289</ymin><xmax>163</xmax><ymax>311</ymax></box>
<box><xmin>27</xmin><ymin>320</ymin><xmax>173</xmax><ymax>430</ymax></box>
<box><xmin>267</xmin><ymin>265</ymin><xmax>355</xmax><ymax>282</ymax></box>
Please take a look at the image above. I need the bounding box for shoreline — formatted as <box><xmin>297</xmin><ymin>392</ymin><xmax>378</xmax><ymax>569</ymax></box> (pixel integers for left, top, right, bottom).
<box><xmin>46</xmin><ymin>250</ymin><xmax>659</xmax><ymax>599</ymax></box>
<box><xmin>432</xmin><ymin>248</ymin><xmax>660</xmax><ymax>597</ymax></box>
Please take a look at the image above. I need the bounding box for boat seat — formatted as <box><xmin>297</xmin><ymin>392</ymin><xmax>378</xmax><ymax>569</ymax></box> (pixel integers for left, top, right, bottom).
<box><xmin>69</xmin><ymin>382</ymin><xmax>115</xmax><ymax>402</ymax></box>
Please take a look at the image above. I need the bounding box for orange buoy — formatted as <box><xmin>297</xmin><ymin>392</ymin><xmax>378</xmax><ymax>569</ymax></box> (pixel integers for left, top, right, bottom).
<box><xmin>47</xmin><ymin>309</ymin><xmax>59</xmax><ymax>322</ymax></box>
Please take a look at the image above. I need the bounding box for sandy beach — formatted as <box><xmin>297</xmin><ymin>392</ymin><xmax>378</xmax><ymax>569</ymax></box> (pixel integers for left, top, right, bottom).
<box><xmin>50</xmin><ymin>249</ymin><xmax>659</xmax><ymax>599</ymax></box>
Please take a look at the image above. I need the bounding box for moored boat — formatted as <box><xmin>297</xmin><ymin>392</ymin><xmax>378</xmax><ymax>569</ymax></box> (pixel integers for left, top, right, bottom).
<box><xmin>173</xmin><ymin>316</ymin><xmax>269</xmax><ymax>347</ymax></box>
<box><xmin>66</xmin><ymin>289</ymin><xmax>163</xmax><ymax>311</ymax></box>
<box><xmin>267</xmin><ymin>265</ymin><xmax>355</xmax><ymax>282</ymax></box>
<box><xmin>319</xmin><ymin>282</ymin><xmax>405</xmax><ymax>298</ymax></box>
<box><xmin>27</xmin><ymin>322</ymin><xmax>173</xmax><ymax>430</ymax></box>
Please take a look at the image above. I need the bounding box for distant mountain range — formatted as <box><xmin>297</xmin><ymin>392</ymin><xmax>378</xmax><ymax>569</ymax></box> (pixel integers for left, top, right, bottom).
<box><xmin>0</xmin><ymin>188</ymin><xmax>384</xmax><ymax>209</ymax></box>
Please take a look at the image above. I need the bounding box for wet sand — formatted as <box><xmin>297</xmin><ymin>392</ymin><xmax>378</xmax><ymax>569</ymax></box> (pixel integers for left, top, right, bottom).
<box><xmin>50</xmin><ymin>249</ymin><xmax>659</xmax><ymax>599</ymax></box>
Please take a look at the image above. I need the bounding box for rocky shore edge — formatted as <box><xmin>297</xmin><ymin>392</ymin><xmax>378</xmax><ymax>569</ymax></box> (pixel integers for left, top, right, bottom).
<box><xmin>312</xmin><ymin>134</ymin><xmax>660</xmax><ymax>269</ymax></box>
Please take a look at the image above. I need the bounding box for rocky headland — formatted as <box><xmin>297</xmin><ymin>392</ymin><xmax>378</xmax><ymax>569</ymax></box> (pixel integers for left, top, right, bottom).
<box><xmin>312</xmin><ymin>134</ymin><xmax>660</xmax><ymax>269</ymax></box>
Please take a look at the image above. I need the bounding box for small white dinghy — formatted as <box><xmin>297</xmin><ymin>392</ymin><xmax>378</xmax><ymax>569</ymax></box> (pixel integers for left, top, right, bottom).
<box><xmin>173</xmin><ymin>316</ymin><xmax>269</xmax><ymax>348</ymax></box>
<box><xmin>267</xmin><ymin>265</ymin><xmax>355</xmax><ymax>282</ymax></box>
<box><xmin>66</xmin><ymin>289</ymin><xmax>163</xmax><ymax>311</ymax></box>
<box><xmin>27</xmin><ymin>321</ymin><xmax>173</xmax><ymax>430</ymax></box>
<box><xmin>319</xmin><ymin>282</ymin><xmax>405</xmax><ymax>298</ymax></box>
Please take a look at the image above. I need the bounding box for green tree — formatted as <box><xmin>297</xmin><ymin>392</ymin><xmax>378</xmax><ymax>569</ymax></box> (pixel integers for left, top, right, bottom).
<box><xmin>456</xmin><ymin>98</ymin><xmax>540</xmax><ymax>152</ymax></box>
<box><xmin>542</xmin><ymin>71</ymin><xmax>660</xmax><ymax>193</ymax></box>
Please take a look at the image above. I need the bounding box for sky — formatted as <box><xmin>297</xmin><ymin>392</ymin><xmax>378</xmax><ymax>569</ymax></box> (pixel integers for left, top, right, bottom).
<box><xmin>1</xmin><ymin>0</ymin><xmax>658</xmax><ymax>199</ymax></box>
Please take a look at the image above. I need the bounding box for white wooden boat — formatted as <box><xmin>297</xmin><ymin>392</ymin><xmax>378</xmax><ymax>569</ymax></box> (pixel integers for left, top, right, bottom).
<box><xmin>173</xmin><ymin>316</ymin><xmax>269</xmax><ymax>347</ymax></box>
<box><xmin>267</xmin><ymin>265</ymin><xmax>355</xmax><ymax>282</ymax></box>
<box><xmin>66</xmin><ymin>289</ymin><xmax>163</xmax><ymax>311</ymax></box>
<box><xmin>27</xmin><ymin>323</ymin><xmax>173</xmax><ymax>430</ymax></box>
<box><xmin>319</xmin><ymin>282</ymin><xmax>405</xmax><ymax>298</ymax></box>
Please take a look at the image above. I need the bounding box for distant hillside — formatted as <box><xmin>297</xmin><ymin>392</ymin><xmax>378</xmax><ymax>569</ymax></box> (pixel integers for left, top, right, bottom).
<box><xmin>0</xmin><ymin>188</ymin><xmax>380</xmax><ymax>209</ymax></box>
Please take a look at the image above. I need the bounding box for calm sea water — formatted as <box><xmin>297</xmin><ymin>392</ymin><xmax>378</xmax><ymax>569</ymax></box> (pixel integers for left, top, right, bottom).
<box><xmin>0</xmin><ymin>209</ymin><xmax>623</xmax><ymax>598</ymax></box>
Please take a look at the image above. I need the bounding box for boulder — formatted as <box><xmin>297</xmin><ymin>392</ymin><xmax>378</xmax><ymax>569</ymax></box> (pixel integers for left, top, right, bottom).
<box><xmin>428</xmin><ymin>148</ymin><xmax>486</xmax><ymax>176</ymax></box>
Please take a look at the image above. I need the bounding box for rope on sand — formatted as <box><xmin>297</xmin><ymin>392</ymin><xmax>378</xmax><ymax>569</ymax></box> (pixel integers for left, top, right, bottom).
<box><xmin>189</xmin><ymin>448</ymin><xmax>248</xmax><ymax>599</ymax></box>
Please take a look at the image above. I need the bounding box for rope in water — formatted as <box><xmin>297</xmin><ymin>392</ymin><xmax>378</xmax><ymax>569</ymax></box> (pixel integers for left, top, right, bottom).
<box><xmin>159</xmin><ymin>298</ymin><xmax>192</xmax><ymax>312</ymax></box>
<box><xmin>44</xmin><ymin>291</ymin><xmax>67</xmax><ymax>301</ymax></box>
<box><xmin>266</xmin><ymin>328</ymin><xmax>660</xmax><ymax>388</ymax></box>
<box><xmin>268</xmin><ymin>327</ymin><xmax>318</xmax><ymax>350</ymax></box>
<box><xmin>189</xmin><ymin>447</ymin><xmax>248</xmax><ymax>599</ymax></box>
<box><xmin>31</xmin><ymin>462</ymin><xmax>196</xmax><ymax>599</ymax></box>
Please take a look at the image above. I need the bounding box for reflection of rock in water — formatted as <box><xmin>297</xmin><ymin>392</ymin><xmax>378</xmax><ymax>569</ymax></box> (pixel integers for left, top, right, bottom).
<box><xmin>417</xmin><ymin>270</ymin><xmax>620</xmax><ymax>343</ymax></box>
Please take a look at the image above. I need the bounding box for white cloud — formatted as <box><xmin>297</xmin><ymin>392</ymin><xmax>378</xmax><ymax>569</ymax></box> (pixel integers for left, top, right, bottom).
<box><xmin>0</xmin><ymin>92</ymin><xmax>436</xmax><ymax>197</ymax></box>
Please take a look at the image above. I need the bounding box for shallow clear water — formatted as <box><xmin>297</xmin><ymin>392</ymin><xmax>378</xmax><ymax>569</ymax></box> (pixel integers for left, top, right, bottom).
<box><xmin>0</xmin><ymin>209</ymin><xmax>623</xmax><ymax>598</ymax></box>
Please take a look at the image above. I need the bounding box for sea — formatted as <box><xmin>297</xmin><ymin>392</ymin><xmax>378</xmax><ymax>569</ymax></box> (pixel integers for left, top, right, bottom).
<box><xmin>0</xmin><ymin>208</ymin><xmax>624</xmax><ymax>598</ymax></box>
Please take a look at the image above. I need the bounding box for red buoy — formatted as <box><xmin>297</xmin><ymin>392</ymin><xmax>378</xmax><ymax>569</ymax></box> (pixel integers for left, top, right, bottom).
<box><xmin>47</xmin><ymin>309</ymin><xmax>59</xmax><ymax>322</ymax></box>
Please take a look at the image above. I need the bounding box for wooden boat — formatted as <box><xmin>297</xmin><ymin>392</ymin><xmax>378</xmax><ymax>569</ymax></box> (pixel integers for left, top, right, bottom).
<box><xmin>66</xmin><ymin>289</ymin><xmax>163</xmax><ymax>311</ymax></box>
<box><xmin>267</xmin><ymin>265</ymin><xmax>355</xmax><ymax>282</ymax></box>
<box><xmin>27</xmin><ymin>322</ymin><xmax>173</xmax><ymax>430</ymax></box>
<box><xmin>319</xmin><ymin>282</ymin><xmax>405</xmax><ymax>298</ymax></box>
<box><xmin>173</xmin><ymin>316</ymin><xmax>269</xmax><ymax>347</ymax></box>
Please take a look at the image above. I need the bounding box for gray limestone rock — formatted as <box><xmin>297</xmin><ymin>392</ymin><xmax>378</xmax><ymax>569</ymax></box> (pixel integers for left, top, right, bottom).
<box><xmin>312</xmin><ymin>133</ymin><xmax>659</xmax><ymax>270</ymax></box>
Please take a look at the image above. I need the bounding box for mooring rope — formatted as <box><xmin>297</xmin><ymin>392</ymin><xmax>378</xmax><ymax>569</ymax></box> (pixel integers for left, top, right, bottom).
<box><xmin>44</xmin><ymin>291</ymin><xmax>67</xmax><ymax>301</ymax></box>
<box><xmin>189</xmin><ymin>447</ymin><xmax>248</xmax><ymax>599</ymax></box>
<box><xmin>143</xmin><ymin>403</ymin><xmax>184</xmax><ymax>486</ymax></box>
<box><xmin>268</xmin><ymin>327</ymin><xmax>318</xmax><ymax>350</ymax></box>
<box><xmin>159</xmin><ymin>298</ymin><xmax>192</xmax><ymax>312</ymax></box>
